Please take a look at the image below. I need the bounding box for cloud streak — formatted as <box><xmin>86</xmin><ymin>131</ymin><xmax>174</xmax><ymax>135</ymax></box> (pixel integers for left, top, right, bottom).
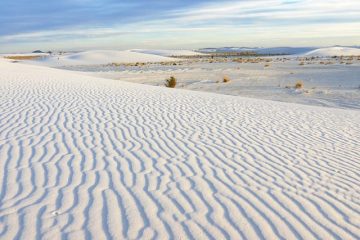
<box><xmin>1</xmin><ymin>0</ymin><xmax>359</xmax><ymax>52</ymax></box>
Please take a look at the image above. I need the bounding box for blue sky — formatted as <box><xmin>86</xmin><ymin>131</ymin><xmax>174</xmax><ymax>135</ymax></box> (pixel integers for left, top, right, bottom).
<box><xmin>1</xmin><ymin>0</ymin><xmax>359</xmax><ymax>53</ymax></box>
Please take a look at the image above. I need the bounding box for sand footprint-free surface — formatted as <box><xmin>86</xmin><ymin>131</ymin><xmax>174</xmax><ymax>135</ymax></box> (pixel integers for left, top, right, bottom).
<box><xmin>0</xmin><ymin>60</ymin><xmax>359</xmax><ymax>239</ymax></box>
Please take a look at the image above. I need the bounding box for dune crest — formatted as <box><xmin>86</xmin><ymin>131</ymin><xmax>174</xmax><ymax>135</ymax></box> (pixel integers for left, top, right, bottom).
<box><xmin>304</xmin><ymin>47</ymin><xmax>360</xmax><ymax>56</ymax></box>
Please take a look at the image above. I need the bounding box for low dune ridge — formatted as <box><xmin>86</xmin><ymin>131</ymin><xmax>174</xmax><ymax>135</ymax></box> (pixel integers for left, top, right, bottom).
<box><xmin>0</xmin><ymin>59</ymin><xmax>359</xmax><ymax>239</ymax></box>
<box><xmin>130</xmin><ymin>49</ymin><xmax>205</xmax><ymax>57</ymax></box>
<box><xmin>23</xmin><ymin>50</ymin><xmax>178</xmax><ymax>67</ymax></box>
<box><xmin>304</xmin><ymin>47</ymin><xmax>360</xmax><ymax>57</ymax></box>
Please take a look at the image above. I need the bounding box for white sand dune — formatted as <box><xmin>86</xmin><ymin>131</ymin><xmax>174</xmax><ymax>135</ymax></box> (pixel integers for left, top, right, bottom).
<box><xmin>200</xmin><ymin>47</ymin><xmax>314</xmax><ymax>55</ymax></box>
<box><xmin>0</xmin><ymin>59</ymin><xmax>360</xmax><ymax>239</ymax></box>
<box><xmin>26</xmin><ymin>50</ymin><xmax>177</xmax><ymax>67</ymax></box>
<box><xmin>304</xmin><ymin>47</ymin><xmax>360</xmax><ymax>56</ymax></box>
<box><xmin>131</xmin><ymin>49</ymin><xmax>205</xmax><ymax>56</ymax></box>
<box><xmin>0</xmin><ymin>53</ymin><xmax>50</xmax><ymax>57</ymax></box>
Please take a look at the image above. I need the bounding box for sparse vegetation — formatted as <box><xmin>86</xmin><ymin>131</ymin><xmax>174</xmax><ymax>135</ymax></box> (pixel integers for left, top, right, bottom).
<box><xmin>110</xmin><ymin>62</ymin><xmax>147</xmax><ymax>67</ymax></box>
<box><xmin>285</xmin><ymin>81</ymin><xmax>304</xmax><ymax>90</ymax></box>
<box><xmin>4</xmin><ymin>55</ymin><xmax>43</xmax><ymax>60</ymax></box>
<box><xmin>165</xmin><ymin>76</ymin><xmax>177</xmax><ymax>88</ymax></box>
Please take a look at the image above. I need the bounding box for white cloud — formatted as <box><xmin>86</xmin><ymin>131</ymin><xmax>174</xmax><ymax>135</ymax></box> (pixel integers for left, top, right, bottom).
<box><xmin>167</xmin><ymin>0</ymin><xmax>360</xmax><ymax>22</ymax></box>
<box><xmin>1</xmin><ymin>0</ymin><xmax>359</xmax><ymax>52</ymax></box>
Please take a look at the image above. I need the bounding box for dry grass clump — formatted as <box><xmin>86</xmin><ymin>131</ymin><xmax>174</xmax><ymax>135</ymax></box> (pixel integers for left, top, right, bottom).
<box><xmin>285</xmin><ymin>81</ymin><xmax>304</xmax><ymax>89</ymax></box>
<box><xmin>295</xmin><ymin>81</ymin><xmax>304</xmax><ymax>89</ymax></box>
<box><xmin>233</xmin><ymin>57</ymin><xmax>270</xmax><ymax>64</ymax></box>
<box><xmin>4</xmin><ymin>55</ymin><xmax>43</xmax><ymax>60</ymax></box>
<box><xmin>160</xmin><ymin>61</ymin><xmax>182</xmax><ymax>66</ymax></box>
<box><xmin>264</xmin><ymin>64</ymin><xmax>270</xmax><ymax>67</ymax></box>
<box><xmin>223</xmin><ymin>76</ymin><xmax>231</xmax><ymax>83</ymax></box>
<box><xmin>233</xmin><ymin>58</ymin><xmax>243</xmax><ymax>63</ymax></box>
<box><xmin>127</xmin><ymin>62</ymin><xmax>146</xmax><ymax>67</ymax></box>
<box><xmin>165</xmin><ymin>76</ymin><xmax>177</xmax><ymax>88</ymax></box>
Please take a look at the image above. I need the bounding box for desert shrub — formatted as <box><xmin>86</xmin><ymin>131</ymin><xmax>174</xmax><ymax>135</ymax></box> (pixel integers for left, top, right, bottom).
<box><xmin>4</xmin><ymin>55</ymin><xmax>42</xmax><ymax>60</ymax></box>
<box><xmin>165</xmin><ymin>76</ymin><xmax>177</xmax><ymax>88</ymax></box>
<box><xmin>223</xmin><ymin>76</ymin><xmax>230</xmax><ymax>83</ymax></box>
<box><xmin>295</xmin><ymin>81</ymin><xmax>304</xmax><ymax>89</ymax></box>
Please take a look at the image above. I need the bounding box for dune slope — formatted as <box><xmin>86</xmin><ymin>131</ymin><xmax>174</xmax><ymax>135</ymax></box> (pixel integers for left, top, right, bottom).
<box><xmin>130</xmin><ymin>49</ymin><xmax>204</xmax><ymax>56</ymax></box>
<box><xmin>0</xmin><ymin>60</ymin><xmax>359</xmax><ymax>240</ymax></box>
<box><xmin>304</xmin><ymin>47</ymin><xmax>360</xmax><ymax>56</ymax></box>
<box><xmin>27</xmin><ymin>50</ymin><xmax>177</xmax><ymax>67</ymax></box>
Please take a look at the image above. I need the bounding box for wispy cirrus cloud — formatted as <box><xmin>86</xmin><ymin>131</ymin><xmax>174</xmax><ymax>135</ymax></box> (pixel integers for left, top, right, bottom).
<box><xmin>167</xmin><ymin>0</ymin><xmax>360</xmax><ymax>25</ymax></box>
<box><xmin>0</xmin><ymin>0</ymin><xmax>359</xmax><ymax>52</ymax></box>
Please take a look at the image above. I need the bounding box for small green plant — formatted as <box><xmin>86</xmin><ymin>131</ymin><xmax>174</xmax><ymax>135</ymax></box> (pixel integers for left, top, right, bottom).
<box><xmin>165</xmin><ymin>76</ymin><xmax>177</xmax><ymax>88</ymax></box>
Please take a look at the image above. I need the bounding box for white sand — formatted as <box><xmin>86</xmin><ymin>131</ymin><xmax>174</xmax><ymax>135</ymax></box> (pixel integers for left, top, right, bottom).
<box><xmin>26</xmin><ymin>50</ymin><xmax>178</xmax><ymax>67</ymax></box>
<box><xmin>82</xmin><ymin>57</ymin><xmax>360</xmax><ymax>110</ymax></box>
<box><xmin>131</xmin><ymin>49</ymin><xmax>205</xmax><ymax>56</ymax></box>
<box><xmin>0</xmin><ymin>53</ymin><xmax>50</xmax><ymax>57</ymax></box>
<box><xmin>0</xmin><ymin>59</ymin><xmax>359</xmax><ymax>239</ymax></box>
<box><xmin>304</xmin><ymin>47</ymin><xmax>360</xmax><ymax>57</ymax></box>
